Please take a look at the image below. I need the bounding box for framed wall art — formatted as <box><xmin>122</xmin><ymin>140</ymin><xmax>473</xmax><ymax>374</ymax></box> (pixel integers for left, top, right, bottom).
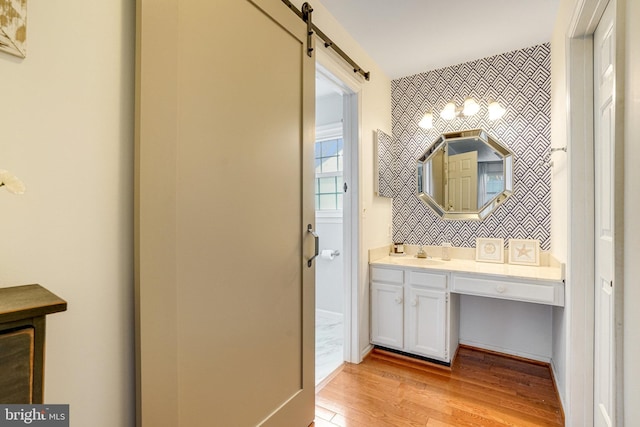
<box><xmin>1</xmin><ymin>0</ymin><xmax>27</xmax><ymax>58</ymax></box>
<box><xmin>508</xmin><ymin>239</ymin><xmax>540</xmax><ymax>266</ymax></box>
<box><xmin>475</xmin><ymin>238</ymin><xmax>504</xmax><ymax>263</ymax></box>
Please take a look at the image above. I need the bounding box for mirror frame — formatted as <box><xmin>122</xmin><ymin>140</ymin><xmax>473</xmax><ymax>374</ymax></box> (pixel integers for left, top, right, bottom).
<box><xmin>417</xmin><ymin>129</ymin><xmax>514</xmax><ymax>220</ymax></box>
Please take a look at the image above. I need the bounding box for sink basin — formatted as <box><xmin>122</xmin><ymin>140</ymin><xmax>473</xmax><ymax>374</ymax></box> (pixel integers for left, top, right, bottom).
<box><xmin>413</xmin><ymin>258</ymin><xmax>444</xmax><ymax>265</ymax></box>
<box><xmin>382</xmin><ymin>254</ymin><xmax>446</xmax><ymax>267</ymax></box>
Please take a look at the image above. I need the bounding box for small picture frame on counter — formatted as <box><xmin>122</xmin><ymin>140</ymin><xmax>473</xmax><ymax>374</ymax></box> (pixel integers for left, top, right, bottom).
<box><xmin>389</xmin><ymin>242</ymin><xmax>406</xmax><ymax>256</ymax></box>
<box><xmin>475</xmin><ymin>238</ymin><xmax>505</xmax><ymax>263</ymax></box>
<box><xmin>508</xmin><ymin>239</ymin><xmax>540</xmax><ymax>266</ymax></box>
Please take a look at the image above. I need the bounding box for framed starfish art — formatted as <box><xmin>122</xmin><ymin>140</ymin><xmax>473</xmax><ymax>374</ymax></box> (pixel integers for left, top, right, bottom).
<box><xmin>508</xmin><ymin>239</ymin><xmax>540</xmax><ymax>266</ymax></box>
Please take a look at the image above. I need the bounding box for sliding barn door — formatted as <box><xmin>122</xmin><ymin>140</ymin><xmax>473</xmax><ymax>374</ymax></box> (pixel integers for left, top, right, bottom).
<box><xmin>136</xmin><ymin>0</ymin><xmax>315</xmax><ymax>425</ymax></box>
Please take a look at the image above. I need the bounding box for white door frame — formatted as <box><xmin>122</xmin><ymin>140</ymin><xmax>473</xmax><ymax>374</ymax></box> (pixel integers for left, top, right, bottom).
<box><xmin>565</xmin><ymin>0</ymin><xmax>625</xmax><ymax>424</ymax></box>
<box><xmin>316</xmin><ymin>48</ymin><xmax>363</xmax><ymax>364</ymax></box>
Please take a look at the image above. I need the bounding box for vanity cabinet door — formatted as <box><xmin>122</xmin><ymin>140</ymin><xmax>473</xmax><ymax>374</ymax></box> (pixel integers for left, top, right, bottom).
<box><xmin>371</xmin><ymin>282</ymin><xmax>404</xmax><ymax>349</ymax></box>
<box><xmin>407</xmin><ymin>285</ymin><xmax>447</xmax><ymax>360</ymax></box>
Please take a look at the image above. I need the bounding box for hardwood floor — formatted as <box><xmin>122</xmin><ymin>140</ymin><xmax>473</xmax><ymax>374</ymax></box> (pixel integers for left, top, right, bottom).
<box><xmin>313</xmin><ymin>346</ymin><xmax>564</xmax><ymax>426</ymax></box>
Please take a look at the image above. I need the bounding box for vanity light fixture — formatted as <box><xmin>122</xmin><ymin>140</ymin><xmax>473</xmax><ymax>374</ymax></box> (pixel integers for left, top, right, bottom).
<box><xmin>440</xmin><ymin>102</ymin><xmax>458</xmax><ymax>120</ymax></box>
<box><xmin>462</xmin><ymin>98</ymin><xmax>480</xmax><ymax>116</ymax></box>
<box><xmin>418</xmin><ymin>111</ymin><xmax>433</xmax><ymax>129</ymax></box>
<box><xmin>439</xmin><ymin>98</ymin><xmax>480</xmax><ymax>120</ymax></box>
<box><xmin>488</xmin><ymin>100</ymin><xmax>506</xmax><ymax>120</ymax></box>
<box><xmin>419</xmin><ymin>98</ymin><xmax>507</xmax><ymax>124</ymax></box>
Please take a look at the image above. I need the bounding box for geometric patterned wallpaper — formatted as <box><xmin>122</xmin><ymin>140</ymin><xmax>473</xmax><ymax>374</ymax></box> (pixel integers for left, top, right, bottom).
<box><xmin>390</xmin><ymin>43</ymin><xmax>552</xmax><ymax>250</ymax></box>
<box><xmin>375</xmin><ymin>129</ymin><xmax>395</xmax><ymax>198</ymax></box>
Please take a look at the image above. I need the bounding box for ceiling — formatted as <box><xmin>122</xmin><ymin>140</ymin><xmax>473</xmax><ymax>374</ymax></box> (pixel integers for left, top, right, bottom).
<box><xmin>318</xmin><ymin>0</ymin><xmax>560</xmax><ymax>80</ymax></box>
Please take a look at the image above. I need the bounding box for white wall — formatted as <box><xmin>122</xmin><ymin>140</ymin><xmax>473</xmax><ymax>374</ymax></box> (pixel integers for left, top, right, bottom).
<box><xmin>549</xmin><ymin>0</ymin><xmax>575</xmax><ymax>409</ymax></box>
<box><xmin>549</xmin><ymin>8</ymin><xmax>570</xmax><ymax>397</ymax></box>
<box><xmin>291</xmin><ymin>0</ymin><xmax>393</xmax><ymax>359</ymax></box>
<box><xmin>315</xmin><ymin>220</ymin><xmax>344</xmax><ymax>314</ymax></box>
<box><xmin>316</xmin><ymin>93</ymin><xmax>343</xmax><ymax>126</ymax></box>
<box><xmin>550</xmin><ymin>31</ymin><xmax>569</xmax><ymax>265</ymax></box>
<box><xmin>0</xmin><ymin>1</ymin><xmax>135</xmax><ymax>426</ymax></box>
<box><xmin>459</xmin><ymin>296</ymin><xmax>553</xmax><ymax>362</ymax></box>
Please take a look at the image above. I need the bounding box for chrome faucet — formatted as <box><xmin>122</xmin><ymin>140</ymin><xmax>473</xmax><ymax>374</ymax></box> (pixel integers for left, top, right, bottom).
<box><xmin>416</xmin><ymin>246</ymin><xmax>428</xmax><ymax>259</ymax></box>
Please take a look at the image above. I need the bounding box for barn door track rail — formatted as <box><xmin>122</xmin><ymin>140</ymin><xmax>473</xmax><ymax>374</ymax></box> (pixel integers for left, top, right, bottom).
<box><xmin>281</xmin><ymin>0</ymin><xmax>371</xmax><ymax>81</ymax></box>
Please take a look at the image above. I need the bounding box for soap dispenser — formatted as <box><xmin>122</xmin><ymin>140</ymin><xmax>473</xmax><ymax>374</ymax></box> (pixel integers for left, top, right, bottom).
<box><xmin>441</xmin><ymin>242</ymin><xmax>451</xmax><ymax>261</ymax></box>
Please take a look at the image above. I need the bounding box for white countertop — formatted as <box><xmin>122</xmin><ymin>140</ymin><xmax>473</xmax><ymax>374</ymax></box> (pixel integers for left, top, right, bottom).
<box><xmin>370</xmin><ymin>255</ymin><xmax>564</xmax><ymax>282</ymax></box>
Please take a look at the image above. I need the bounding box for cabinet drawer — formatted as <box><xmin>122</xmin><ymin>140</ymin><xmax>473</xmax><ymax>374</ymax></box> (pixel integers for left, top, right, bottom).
<box><xmin>0</xmin><ymin>328</ymin><xmax>34</xmax><ymax>403</ymax></box>
<box><xmin>451</xmin><ymin>275</ymin><xmax>563</xmax><ymax>306</ymax></box>
<box><xmin>371</xmin><ymin>267</ymin><xmax>404</xmax><ymax>284</ymax></box>
<box><xmin>409</xmin><ymin>271</ymin><xmax>447</xmax><ymax>290</ymax></box>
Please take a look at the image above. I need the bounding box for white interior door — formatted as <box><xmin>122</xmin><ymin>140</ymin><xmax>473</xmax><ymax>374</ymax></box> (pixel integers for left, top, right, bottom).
<box><xmin>136</xmin><ymin>0</ymin><xmax>315</xmax><ymax>425</ymax></box>
<box><xmin>447</xmin><ymin>151</ymin><xmax>478</xmax><ymax>211</ymax></box>
<box><xmin>594</xmin><ymin>1</ymin><xmax>616</xmax><ymax>425</ymax></box>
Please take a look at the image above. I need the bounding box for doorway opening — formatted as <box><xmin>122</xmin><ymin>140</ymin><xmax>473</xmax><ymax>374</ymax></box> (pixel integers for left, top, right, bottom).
<box><xmin>314</xmin><ymin>66</ymin><xmax>358</xmax><ymax>385</ymax></box>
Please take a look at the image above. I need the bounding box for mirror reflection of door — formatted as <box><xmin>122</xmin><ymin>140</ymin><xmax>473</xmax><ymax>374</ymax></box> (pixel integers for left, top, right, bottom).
<box><xmin>446</xmin><ymin>151</ymin><xmax>478</xmax><ymax>211</ymax></box>
<box><xmin>428</xmin><ymin>148</ymin><xmax>446</xmax><ymax>206</ymax></box>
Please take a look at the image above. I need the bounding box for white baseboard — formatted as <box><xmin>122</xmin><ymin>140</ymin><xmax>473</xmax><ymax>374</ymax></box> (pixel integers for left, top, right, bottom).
<box><xmin>359</xmin><ymin>344</ymin><xmax>373</xmax><ymax>363</ymax></box>
<box><xmin>550</xmin><ymin>359</ymin><xmax>566</xmax><ymax>417</ymax></box>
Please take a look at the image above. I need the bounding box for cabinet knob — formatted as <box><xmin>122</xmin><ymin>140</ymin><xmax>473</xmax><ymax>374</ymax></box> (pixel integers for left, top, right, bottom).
<box><xmin>395</xmin><ymin>297</ymin><xmax>403</xmax><ymax>304</ymax></box>
<box><xmin>496</xmin><ymin>284</ymin><xmax>506</xmax><ymax>293</ymax></box>
<box><xmin>411</xmin><ymin>298</ymin><xmax>417</xmax><ymax>307</ymax></box>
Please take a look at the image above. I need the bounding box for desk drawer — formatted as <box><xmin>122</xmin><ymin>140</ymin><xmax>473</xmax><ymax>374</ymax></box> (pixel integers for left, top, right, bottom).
<box><xmin>0</xmin><ymin>328</ymin><xmax>34</xmax><ymax>403</ymax></box>
<box><xmin>451</xmin><ymin>275</ymin><xmax>563</xmax><ymax>306</ymax></box>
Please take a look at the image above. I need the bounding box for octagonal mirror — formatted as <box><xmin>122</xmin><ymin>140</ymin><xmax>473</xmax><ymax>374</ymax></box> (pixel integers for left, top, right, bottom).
<box><xmin>417</xmin><ymin>129</ymin><xmax>513</xmax><ymax>220</ymax></box>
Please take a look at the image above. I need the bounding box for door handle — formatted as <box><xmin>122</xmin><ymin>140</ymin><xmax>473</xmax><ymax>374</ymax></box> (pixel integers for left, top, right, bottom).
<box><xmin>307</xmin><ymin>224</ymin><xmax>319</xmax><ymax>267</ymax></box>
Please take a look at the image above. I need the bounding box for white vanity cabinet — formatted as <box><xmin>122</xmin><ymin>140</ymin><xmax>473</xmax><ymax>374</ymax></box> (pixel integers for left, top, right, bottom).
<box><xmin>370</xmin><ymin>252</ymin><xmax>565</xmax><ymax>364</ymax></box>
<box><xmin>371</xmin><ymin>266</ymin><xmax>457</xmax><ymax>363</ymax></box>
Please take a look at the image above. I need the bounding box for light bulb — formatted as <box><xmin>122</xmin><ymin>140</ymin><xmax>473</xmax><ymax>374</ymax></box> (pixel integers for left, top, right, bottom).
<box><xmin>418</xmin><ymin>111</ymin><xmax>433</xmax><ymax>129</ymax></box>
<box><xmin>462</xmin><ymin>98</ymin><xmax>480</xmax><ymax>116</ymax></box>
<box><xmin>488</xmin><ymin>101</ymin><xmax>506</xmax><ymax>120</ymax></box>
<box><xmin>440</xmin><ymin>102</ymin><xmax>457</xmax><ymax>120</ymax></box>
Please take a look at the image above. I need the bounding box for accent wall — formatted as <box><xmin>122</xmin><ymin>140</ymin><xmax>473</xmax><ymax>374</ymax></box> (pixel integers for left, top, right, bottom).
<box><xmin>390</xmin><ymin>43</ymin><xmax>552</xmax><ymax>250</ymax></box>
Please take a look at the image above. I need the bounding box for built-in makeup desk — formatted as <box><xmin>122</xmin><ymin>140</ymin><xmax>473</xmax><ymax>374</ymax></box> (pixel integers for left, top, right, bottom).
<box><xmin>368</xmin><ymin>247</ymin><xmax>564</xmax><ymax>365</ymax></box>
